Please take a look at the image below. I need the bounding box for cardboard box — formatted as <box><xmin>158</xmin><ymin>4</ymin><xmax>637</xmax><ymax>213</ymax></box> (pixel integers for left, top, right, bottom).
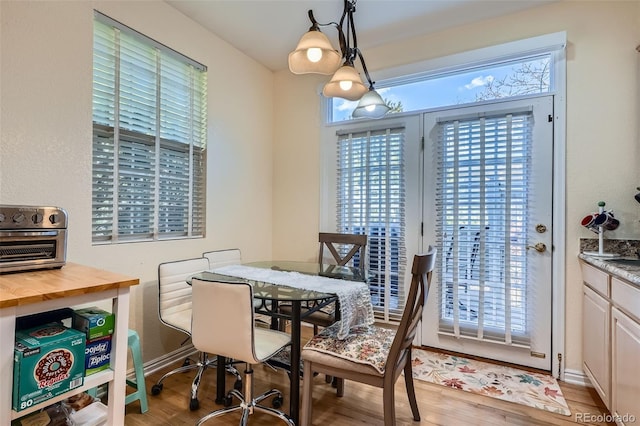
<box><xmin>72</xmin><ymin>307</ymin><xmax>114</xmax><ymax>341</ymax></box>
<box><xmin>13</xmin><ymin>323</ymin><xmax>86</xmax><ymax>412</ymax></box>
<box><xmin>84</xmin><ymin>335</ymin><xmax>111</xmax><ymax>376</ymax></box>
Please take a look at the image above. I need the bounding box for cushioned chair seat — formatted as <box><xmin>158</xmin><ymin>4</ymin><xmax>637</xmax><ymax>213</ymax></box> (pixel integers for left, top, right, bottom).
<box><xmin>303</xmin><ymin>323</ymin><xmax>396</xmax><ymax>376</ymax></box>
<box><xmin>162</xmin><ymin>311</ymin><xmax>192</xmax><ymax>334</ymax></box>
<box><xmin>302</xmin><ymin>346</ymin><xmax>384</xmax><ymax>377</ymax></box>
<box><xmin>254</xmin><ymin>328</ymin><xmax>292</xmax><ymax>360</ymax></box>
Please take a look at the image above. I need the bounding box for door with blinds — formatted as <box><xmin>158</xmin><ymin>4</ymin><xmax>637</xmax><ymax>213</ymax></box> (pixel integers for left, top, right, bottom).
<box><xmin>421</xmin><ymin>96</ymin><xmax>554</xmax><ymax>370</ymax></box>
<box><xmin>320</xmin><ymin>116</ymin><xmax>421</xmax><ymax>323</ymax></box>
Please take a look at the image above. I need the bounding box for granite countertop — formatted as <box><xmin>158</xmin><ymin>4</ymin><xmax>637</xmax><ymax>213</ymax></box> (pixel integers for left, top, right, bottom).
<box><xmin>579</xmin><ymin>238</ymin><xmax>640</xmax><ymax>288</ymax></box>
<box><xmin>578</xmin><ymin>253</ymin><xmax>640</xmax><ymax>287</ymax></box>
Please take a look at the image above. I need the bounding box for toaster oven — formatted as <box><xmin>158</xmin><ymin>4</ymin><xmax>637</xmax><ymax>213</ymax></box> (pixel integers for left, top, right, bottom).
<box><xmin>0</xmin><ymin>205</ymin><xmax>68</xmax><ymax>273</ymax></box>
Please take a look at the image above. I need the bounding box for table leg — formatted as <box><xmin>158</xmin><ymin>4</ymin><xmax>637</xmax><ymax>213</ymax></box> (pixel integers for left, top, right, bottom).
<box><xmin>289</xmin><ymin>301</ymin><xmax>301</xmax><ymax>425</ymax></box>
<box><xmin>216</xmin><ymin>355</ymin><xmax>226</xmax><ymax>404</ymax></box>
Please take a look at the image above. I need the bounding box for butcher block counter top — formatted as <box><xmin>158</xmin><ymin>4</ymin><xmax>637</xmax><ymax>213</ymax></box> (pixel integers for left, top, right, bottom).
<box><xmin>0</xmin><ymin>262</ymin><xmax>138</xmax><ymax>423</ymax></box>
<box><xmin>0</xmin><ymin>262</ymin><xmax>139</xmax><ymax>309</ymax></box>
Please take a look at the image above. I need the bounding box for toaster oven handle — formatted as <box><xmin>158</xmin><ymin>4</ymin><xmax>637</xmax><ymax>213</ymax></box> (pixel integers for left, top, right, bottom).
<box><xmin>1</xmin><ymin>230</ymin><xmax>59</xmax><ymax>237</ymax></box>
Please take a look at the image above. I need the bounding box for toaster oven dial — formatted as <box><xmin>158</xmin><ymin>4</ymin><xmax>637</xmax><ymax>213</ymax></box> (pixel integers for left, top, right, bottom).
<box><xmin>12</xmin><ymin>212</ymin><xmax>25</xmax><ymax>223</ymax></box>
<box><xmin>49</xmin><ymin>214</ymin><xmax>60</xmax><ymax>225</ymax></box>
<box><xmin>32</xmin><ymin>213</ymin><xmax>43</xmax><ymax>224</ymax></box>
<box><xmin>0</xmin><ymin>213</ymin><xmax>4</xmax><ymax>223</ymax></box>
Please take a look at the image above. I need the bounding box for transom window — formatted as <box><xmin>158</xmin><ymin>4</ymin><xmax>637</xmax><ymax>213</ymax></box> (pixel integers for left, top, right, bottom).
<box><xmin>92</xmin><ymin>12</ymin><xmax>207</xmax><ymax>243</ymax></box>
<box><xmin>329</xmin><ymin>53</ymin><xmax>551</xmax><ymax>123</ymax></box>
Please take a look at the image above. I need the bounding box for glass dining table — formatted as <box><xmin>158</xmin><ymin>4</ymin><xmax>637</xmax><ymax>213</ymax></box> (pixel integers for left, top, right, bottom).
<box><xmin>188</xmin><ymin>260</ymin><xmax>367</xmax><ymax>425</ymax></box>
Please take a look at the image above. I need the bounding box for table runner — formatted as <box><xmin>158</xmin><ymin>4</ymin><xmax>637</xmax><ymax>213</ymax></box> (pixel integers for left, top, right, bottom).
<box><xmin>211</xmin><ymin>264</ymin><xmax>374</xmax><ymax>339</ymax></box>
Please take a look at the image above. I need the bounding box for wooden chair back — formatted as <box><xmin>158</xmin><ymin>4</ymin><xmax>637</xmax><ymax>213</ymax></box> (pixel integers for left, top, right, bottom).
<box><xmin>318</xmin><ymin>232</ymin><xmax>367</xmax><ymax>272</ymax></box>
<box><xmin>385</xmin><ymin>247</ymin><xmax>436</xmax><ymax>376</ymax></box>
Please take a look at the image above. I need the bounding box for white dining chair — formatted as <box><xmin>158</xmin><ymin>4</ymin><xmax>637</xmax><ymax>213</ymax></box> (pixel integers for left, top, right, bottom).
<box><xmin>191</xmin><ymin>277</ymin><xmax>295</xmax><ymax>426</ymax></box>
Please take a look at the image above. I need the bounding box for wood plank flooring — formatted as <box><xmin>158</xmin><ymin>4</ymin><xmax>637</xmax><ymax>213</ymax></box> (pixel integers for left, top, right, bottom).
<box><xmin>123</xmin><ymin>330</ymin><xmax>613</xmax><ymax>425</ymax></box>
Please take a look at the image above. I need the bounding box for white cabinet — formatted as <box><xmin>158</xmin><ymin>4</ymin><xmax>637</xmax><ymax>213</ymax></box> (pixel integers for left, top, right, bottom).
<box><xmin>582</xmin><ymin>283</ymin><xmax>610</xmax><ymax>406</ymax></box>
<box><xmin>581</xmin><ymin>260</ymin><xmax>640</xmax><ymax>426</ymax></box>
<box><xmin>611</xmin><ymin>307</ymin><xmax>640</xmax><ymax>425</ymax></box>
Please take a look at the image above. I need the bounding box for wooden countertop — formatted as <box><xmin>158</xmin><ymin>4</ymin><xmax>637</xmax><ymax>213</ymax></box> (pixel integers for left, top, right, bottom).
<box><xmin>0</xmin><ymin>262</ymin><xmax>139</xmax><ymax>309</ymax></box>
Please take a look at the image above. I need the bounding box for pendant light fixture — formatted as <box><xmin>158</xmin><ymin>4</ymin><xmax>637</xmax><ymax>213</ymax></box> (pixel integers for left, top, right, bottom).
<box><xmin>288</xmin><ymin>12</ymin><xmax>341</xmax><ymax>75</ymax></box>
<box><xmin>288</xmin><ymin>0</ymin><xmax>390</xmax><ymax>119</ymax></box>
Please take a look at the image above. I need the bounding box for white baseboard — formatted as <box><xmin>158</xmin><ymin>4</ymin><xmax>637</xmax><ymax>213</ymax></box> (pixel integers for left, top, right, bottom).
<box><xmin>130</xmin><ymin>344</ymin><xmax>198</xmax><ymax>378</ymax></box>
<box><xmin>563</xmin><ymin>368</ymin><xmax>593</xmax><ymax>387</ymax></box>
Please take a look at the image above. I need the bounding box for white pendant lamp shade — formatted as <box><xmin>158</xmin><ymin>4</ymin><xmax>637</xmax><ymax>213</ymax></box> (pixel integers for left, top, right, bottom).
<box><xmin>322</xmin><ymin>64</ymin><xmax>368</xmax><ymax>101</ymax></box>
<box><xmin>288</xmin><ymin>30</ymin><xmax>341</xmax><ymax>75</ymax></box>
<box><xmin>352</xmin><ymin>89</ymin><xmax>391</xmax><ymax>119</ymax></box>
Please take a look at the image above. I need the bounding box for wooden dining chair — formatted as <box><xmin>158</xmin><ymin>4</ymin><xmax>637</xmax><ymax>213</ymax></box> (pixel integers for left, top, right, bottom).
<box><xmin>300</xmin><ymin>247</ymin><xmax>436</xmax><ymax>426</ymax></box>
<box><xmin>318</xmin><ymin>232</ymin><xmax>367</xmax><ymax>272</ymax></box>
<box><xmin>280</xmin><ymin>232</ymin><xmax>368</xmax><ymax>334</ymax></box>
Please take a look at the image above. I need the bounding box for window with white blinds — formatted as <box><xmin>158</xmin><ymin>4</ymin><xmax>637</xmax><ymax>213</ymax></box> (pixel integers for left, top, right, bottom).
<box><xmin>336</xmin><ymin>127</ymin><xmax>407</xmax><ymax>322</ymax></box>
<box><xmin>435</xmin><ymin>111</ymin><xmax>532</xmax><ymax>345</ymax></box>
<box><xmin>92</xmin><ymin>12</ymin><xmax>207</xmax><ymax>243</ymax></box>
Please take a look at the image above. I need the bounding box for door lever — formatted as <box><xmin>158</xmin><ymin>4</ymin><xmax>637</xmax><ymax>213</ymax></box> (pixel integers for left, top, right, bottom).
<box><xmin>526</xmin><ymin>243</ymin><xmax>547</xmax><ymax>253</ymax></box>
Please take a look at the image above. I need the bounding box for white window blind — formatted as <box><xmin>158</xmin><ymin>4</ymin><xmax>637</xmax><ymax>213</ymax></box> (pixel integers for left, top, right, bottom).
<box><xmin>435</xmin><ymin>111</ymin><xmax>532</xmax><ymax>345</ymax></box>
<box><xmin>337</xmin><ymin>127</ymin><xmax>407</xmax><ymax>322</ymax></box>
<box><xmin>92</xmin><ymin>12</ymin><xmax>207</xmax><ymax>243</ymax></box>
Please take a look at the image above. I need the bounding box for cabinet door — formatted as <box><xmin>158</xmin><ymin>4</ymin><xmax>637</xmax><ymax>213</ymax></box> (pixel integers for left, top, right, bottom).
<box><xmin>583</xmin><ymin>285</ymin><xmax>610</xmax><ymax>408</ymax></box>
<box><xmin>612</xmin><ymin>307</ymin><xmax>640</xmax><ymax>425</ymax></box>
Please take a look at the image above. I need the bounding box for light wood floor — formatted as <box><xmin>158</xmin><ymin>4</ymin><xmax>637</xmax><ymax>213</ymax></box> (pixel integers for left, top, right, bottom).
<box><xmin>123</xmin><ymin>331</ymin><xmax>613</xmax><ymax>426</ymax></box>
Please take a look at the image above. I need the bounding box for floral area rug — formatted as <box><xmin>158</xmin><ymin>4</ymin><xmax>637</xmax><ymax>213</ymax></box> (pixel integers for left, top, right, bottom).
<box><xmin>411</xmin><ymin>348</ymin><xmax>571</xmax><ymax>416</ymax></box>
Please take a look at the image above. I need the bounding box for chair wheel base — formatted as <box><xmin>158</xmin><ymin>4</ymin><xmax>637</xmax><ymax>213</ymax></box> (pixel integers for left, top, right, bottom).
<box><xmin>151</xmin><ymin>383</ymin><xmax>163</xmax><ymax>395</ymax></box>
<box><xmin>272</xmin><ymin>395</ymin><xmax>283</xmax><ymax>409</ymax></box>
<box><xmin>190</xmin><ymin>398</ymin><xmax>199</xmax><ymax>411</ymax></box>
<box><xmin>224</xmin><ymin>395</ymin><xmax>233</xmax><ymax>407</ymax></box>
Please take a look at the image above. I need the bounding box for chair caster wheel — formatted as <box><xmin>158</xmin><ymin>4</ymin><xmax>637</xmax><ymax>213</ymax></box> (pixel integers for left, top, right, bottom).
<box><xmin>189</xmin><ymin>398</ymin><xmax>199</xmax><ymax>411</ymax></box>
<box><xmin>224</xmin><ymin>395</ymin><xmax>233</xmax><ymax>407</ymax></box>
<box><xmin>234</xmin><ymin>379</ymin><xmax>242</xmax><ymax>390</ymax></box>
<box><xmin>272</xmin><ymin>395</ymin><xmax>283</xmax><ymax>409</ymax></box>
<box><xmin>182</xmin><ymin>358</ymin><xmax>191</xmax><ymax>367</ymax></box>
<box><xmin>151</xmin><ymin>383</ymin><xmax>163</xmax><ymax>395</ymax></box>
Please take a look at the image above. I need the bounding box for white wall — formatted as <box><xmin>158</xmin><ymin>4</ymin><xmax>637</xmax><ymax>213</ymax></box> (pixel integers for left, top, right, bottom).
<box><xmin>0</xmin><ymin>1</ymin><xmax>275</xmax><ymax>361</ymax></box>
<box><xmin>3</xmin><ymin>0</ymin><xmax>640</xmax><ymax>377</ymax></box>
<box><xmin>273</xmin><ymin>1</ymin><xmax>640</xmax><ymax>373</ymax></box>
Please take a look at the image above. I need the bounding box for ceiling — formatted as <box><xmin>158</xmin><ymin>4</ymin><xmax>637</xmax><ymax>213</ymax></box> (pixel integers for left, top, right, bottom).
<box><xmin>166</xmin><ymin>0</ymin><xmax>554</xmax><ymax>72</ymax></box>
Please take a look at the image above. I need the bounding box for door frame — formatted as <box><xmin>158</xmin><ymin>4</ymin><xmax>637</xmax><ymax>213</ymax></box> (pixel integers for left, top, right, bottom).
<box><xmin>419</xmin><ymin>95</ymin><xmax>555</xmax><ymax>371</ymax></box>
<box><xmin>320</xmin><ymin>32</ymin><xmax>567</xmax><ymax>378</ymax></box>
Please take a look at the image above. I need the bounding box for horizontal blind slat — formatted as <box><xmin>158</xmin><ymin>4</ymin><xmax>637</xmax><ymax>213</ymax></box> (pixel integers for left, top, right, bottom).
<box><xmin>92</xmin><ymin>16</ymin><xmax>207</xmax><ymax>243</ymax></box>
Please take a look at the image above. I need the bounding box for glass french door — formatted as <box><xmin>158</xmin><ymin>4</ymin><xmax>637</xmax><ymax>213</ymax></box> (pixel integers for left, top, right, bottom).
<box><xmin>420</xmin><ymin>96</ymin><xmax>554</xmax><ymax>370</ymax></box>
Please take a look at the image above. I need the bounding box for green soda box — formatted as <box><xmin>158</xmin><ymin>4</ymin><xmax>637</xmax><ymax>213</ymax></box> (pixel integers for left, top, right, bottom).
<box><xmin>72</xmin><ymin>307</ymin><xmax>115</xmax><ymax>340</ymax></box>
<box><xmin>13</xmin><ymin>322</ymin><xmax>86</xmax><ymax>412</ymax></box>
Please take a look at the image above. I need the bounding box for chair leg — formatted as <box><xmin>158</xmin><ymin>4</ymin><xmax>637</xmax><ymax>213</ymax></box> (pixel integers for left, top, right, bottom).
<box><xmin>382</xmin><ymin>382</ymin><xmax>396</xmax><ymax>426</ymax></box>
<box><xmin>189</xmin><ymin>352</ymin><xmax>209</xmax><ymax>410</ymax></box>
<box><xmin>196</xmin><ymin>363</ymin><xmax>293</xmax><ymax>426</ymax></box>
<box><xmin>125</xmin><ymin>330</ymin><xmax>149</xmax><ymax>413</ymax></box>
<box><xmin>404</xmin><ymin>359</ymin><xmax>420</xmax><ymax>421</ymax></box>
<box><xmin>336</xmin><ymin>377</ymin><xmax>344</xmax><ymax>397</ymax></box>
<box><xmin>301</xmin><ymin>360</ymin><xmax>314</xmax><ymax>426</ymax></box>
